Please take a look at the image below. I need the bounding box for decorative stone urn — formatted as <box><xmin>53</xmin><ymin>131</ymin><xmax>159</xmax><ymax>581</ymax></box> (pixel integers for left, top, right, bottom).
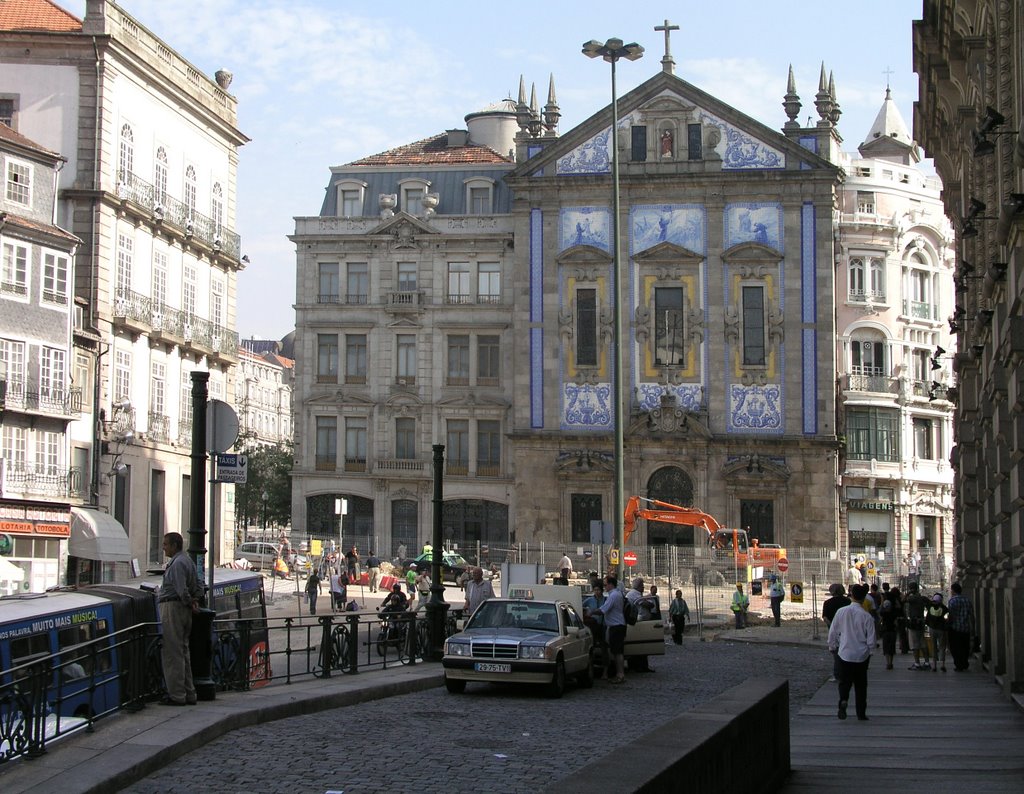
<box><xmin>421</xmin><ymin>192</ymin><xmax>440</xmax><ymax>218</ymax></box>
<box><xmin>379</xmin><ymin>193</ymin><xmax>397</xmax><ymax>219</ymax></box>
<box><xmin>215</xmin><ymin>69</ymin><xmax>233</xmax><ymax>90</ymax></box>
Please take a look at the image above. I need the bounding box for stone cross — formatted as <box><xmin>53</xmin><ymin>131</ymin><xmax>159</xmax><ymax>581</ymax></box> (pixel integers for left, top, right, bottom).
<box><xmin>882</xmin><ymin>66</ymin><xmax>895</xmax><ymax>90</ymax></box>
<box><xmin>655</xmin><ymin>19</ymin><xmax>680</xmax><ymax>74</ymax></box>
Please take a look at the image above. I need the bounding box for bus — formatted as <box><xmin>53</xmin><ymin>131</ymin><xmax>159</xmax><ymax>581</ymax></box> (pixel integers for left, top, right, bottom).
<box><xmin>0</xmin><ymin>568</ymin><xmax>268</xmax><ymax>762</ymax></box>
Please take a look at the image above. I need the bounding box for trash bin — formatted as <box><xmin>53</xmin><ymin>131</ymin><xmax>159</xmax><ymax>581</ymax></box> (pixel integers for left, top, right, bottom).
<box><xmin>190</xmin><ymin>607</ymin><xmax>217</xmax><ymax>701</ymax></box>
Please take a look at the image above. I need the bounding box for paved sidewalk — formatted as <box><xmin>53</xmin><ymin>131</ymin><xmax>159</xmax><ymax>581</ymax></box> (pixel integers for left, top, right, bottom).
<box><xmin>4</xmin><ymin>612</ymin><xmax>1022</xmax><ymax>794</ymax></box>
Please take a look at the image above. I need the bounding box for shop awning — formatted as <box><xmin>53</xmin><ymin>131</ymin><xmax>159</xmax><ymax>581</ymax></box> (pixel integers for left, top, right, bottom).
<box><xmin>69</xmin><ymin>508</ymin><xmax>132</xmax><ymax>562</ymax></box>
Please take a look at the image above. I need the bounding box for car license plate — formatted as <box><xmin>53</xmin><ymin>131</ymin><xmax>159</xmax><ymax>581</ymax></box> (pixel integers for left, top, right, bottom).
<box><xmin>474</xmin><ymin>662</ymin><xmax>511</xmax><ymax>673</ymax></box>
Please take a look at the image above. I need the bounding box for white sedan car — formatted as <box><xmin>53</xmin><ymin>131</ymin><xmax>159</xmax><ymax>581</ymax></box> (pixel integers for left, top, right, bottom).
<box><xmin>442</xmin><ymin>596</ymin><xmax>594</xmax><ymax>698</ymax></box>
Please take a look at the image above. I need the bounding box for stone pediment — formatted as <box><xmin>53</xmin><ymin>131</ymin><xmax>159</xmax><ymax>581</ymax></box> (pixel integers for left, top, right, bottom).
<box><xmin>385</xmin><ymin>392</ymin><xmax>423</xmax><ymax>414</ymax></box>
<box><xmin>367</xmin><ymin>212</ymin><xmax>437</xmax><ymax>241</ymax></box>
<box><xmin>636</xmin><ymin>94</ymin><xmax>697</xmax><ymax>119</ymax></box>
<box><xmin>387</xmin><ymin>317</ymin><xmax>421</xmax><ymax>329</ymax></box>
<box><xmin>721</xmin><ymin>454</ymin><xmax>791</xmax><ymax>482</ymax></box>
<box><xmin>632</xmin><ymin>241</ymin><xmax>704</xmax><ymax>265</ymax></box>
<box><xmin>555</xmin><ymin>244</ymin><xmax>613</xmax><ymax>266</ymax></box>
<box><xmin>721</xmin><ymin>241</ymin><xmax>784</xmax><ymax>264</ymax></box>
<box><xmin>555</xmin><ymin>449</ymin><xmax>614</xmax><ymax>474</ymax></box>
<box><xmin>436</xmin><ymin>392</ymin><xmax>510</xmax><ymax>409</ymax></box>
<box><xmin>307</xmin><ymin>389</ymin><xmax>376</xmax><ymax>406</ymax></box>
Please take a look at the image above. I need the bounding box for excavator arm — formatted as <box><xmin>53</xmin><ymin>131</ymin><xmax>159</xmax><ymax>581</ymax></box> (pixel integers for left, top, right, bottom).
<box><xmin>623</xmin><ymin>496</ymin><xmax>723</xmax><ymax>544</ymax></box>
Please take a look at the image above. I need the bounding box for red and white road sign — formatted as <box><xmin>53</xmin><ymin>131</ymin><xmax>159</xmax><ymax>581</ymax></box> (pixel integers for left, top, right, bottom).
<box><xmin>776</xmin><ymin>557</ymin><xmax>790</xmax><ymax>573</ymax></box>
<box><xmin>623</xmin><ymin>551</ymin><xmax>638</xmax><ymax>567</ymax></box>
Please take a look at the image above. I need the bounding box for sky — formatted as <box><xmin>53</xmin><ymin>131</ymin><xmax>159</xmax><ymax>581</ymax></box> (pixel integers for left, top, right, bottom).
<box><xmin>73</xmin><ymin>1</ymin><xmax>928</xmax><ymax>342</ymax></box>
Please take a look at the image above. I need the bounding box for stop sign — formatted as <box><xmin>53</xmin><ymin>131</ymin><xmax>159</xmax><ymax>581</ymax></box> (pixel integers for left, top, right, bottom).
<box><xmin>623</xmin><ymin>551</ymin><xmax>638</xmax><ymax>567</ymax></box>
<box><xmin>777</xmin><ymin>557</ymin><xmax>790</xmax><ymax>573</ymax></box>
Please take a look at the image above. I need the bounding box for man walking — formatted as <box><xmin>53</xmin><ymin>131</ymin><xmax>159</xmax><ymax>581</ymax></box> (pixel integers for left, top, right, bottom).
<box><xmin>463</xmin><ymin>566</ymin><xmax>495</xmax><ymax>616</ymax></box>
<box><xmin>305</xmin><ymin>568</ymin><xmax>322</xmax><ymax>615</ymax></box>
<box><xmin>904</xmin><ymin>581</ymin><xmax>931</xmax><ymax>670</ymax></box>
<box><xmin>557</xmin><ymin>552</ymin><xmax>573</xmax><ymax>584</ymax></box>
<box><xmin>822</xmin><ymin>583</ymin><xmax>852</xmax><ymax>682</ymax></box>
<box><xmin>158</xmin><ymin>532</ymin><xmax>202</xmax><ymax>706</ymax></box>
<box><xmin>946</xmin><ymin>582</ymin><xmax>975</xmax><ymax>672</ymax></box>
<box><xmin>768</xmin><ymin>574</ymin><xmax>785</xmax><ymax>627</ymax></box>
<box><xmin>828</xmin><ymin>583</ymin><xmax>877</xmax><ymax>721</ymax></box>
<box><xmin>669</xmin><ymin>589</ymin><xmax>690</xmax><ymax>643</ymax></box>
<box><xmin>366</xmin><ymin>550</ymin><xmax>381</xmax><ymax>593</ymax></box>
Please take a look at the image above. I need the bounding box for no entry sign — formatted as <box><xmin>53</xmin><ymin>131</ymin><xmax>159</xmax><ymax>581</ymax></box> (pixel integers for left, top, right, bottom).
<box><xmin>623</xmin><ymin>551</ymin><xmax>638</xmax><ymax>566</ymax></box>
<box><xmin>777</xmin><ymin>557</ymin><xmax>790</xmax><ymax>573</ymax></box>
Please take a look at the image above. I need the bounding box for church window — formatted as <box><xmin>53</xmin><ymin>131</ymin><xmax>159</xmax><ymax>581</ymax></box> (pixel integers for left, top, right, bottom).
<box><xmin>741</xmin><ymin>285</ymin><xmax>765</xmax><ymax>366</ymax></box>
<box><xmin>577</xmin><ymin>288</ymin><xmax>597</xmax><ymax>367</ymax></box>
<box><xmin>654</xmin><ymin>287</ymin><xmax>684</xmax><ymax>366</ymax></box>
<box><xmin>631</xmin><ymin>126</ymin><xmax>647</xmax><ymax>161</ymax></box>
<box><xmin>687</xmin><ymin>124</ymin><xmax>702</xmax><ymax>160</ymax></box>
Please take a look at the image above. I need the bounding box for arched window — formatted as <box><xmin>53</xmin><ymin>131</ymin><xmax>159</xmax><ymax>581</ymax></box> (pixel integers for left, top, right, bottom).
<box><xmin>211</xmin><ymin>182</ymin><xmax>224</xmax><ymax>235</ymax></box>
<box><xmin>851</xmin><ymin>330</ymin><xmax>887</xmax><ymax>376</ymax></box>
<box><xmin>848</xmin><ymin>257</ymin><xmax>865</xmax><ymax>299</ymax></box>
<box><xmin>119</xmin><ymin>123</ymin><xmax>134</xmax><ymax>178</ymax></box>
<box><xmin>154</xmin><ymin>146</ymin><xmax>168</xmax><ymax>204</ymax></box>
<box><xmin>646</xmin><ymin>466</ymin><xmax>696</xmax><ymax>544</ymax></box>
<box><xmin>184</xmin><ymin>165</ymin><xmax>197</xmax><ymax>218</ymax></box>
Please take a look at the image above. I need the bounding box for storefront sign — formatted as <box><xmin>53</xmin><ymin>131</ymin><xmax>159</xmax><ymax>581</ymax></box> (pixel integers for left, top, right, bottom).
<box><xmin>36</xmin><ymin>523</ymin><xmax>71</xmax><ymax>537</ymax></box>
<box><xmin>847</xmin><ymin>500</ymin><xmax>893</xmax><ymax>511</ymax></box>
<box><xmin>0</xmin><ymin>520</ymin><xmax>33</xmax><ymax>534</ymax></box>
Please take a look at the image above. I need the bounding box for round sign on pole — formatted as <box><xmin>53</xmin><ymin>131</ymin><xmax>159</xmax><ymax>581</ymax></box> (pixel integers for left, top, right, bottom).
<box><xmin>206</xmin><ymin>399</ymin><xmax>240</xmax><ymax>453</ymax></box>
<box><xmin>777</xmin><ymin>557</ymin><xmax>790</xmax><ymax>573</ymax></box>
<box><xmin>623</xmin><ymin>551</ymin><xmax>638</xmax><ymax>567</ymax></box>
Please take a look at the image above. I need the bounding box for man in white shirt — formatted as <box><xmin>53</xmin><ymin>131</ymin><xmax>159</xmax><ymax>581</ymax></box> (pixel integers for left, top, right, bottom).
<box><xmin>463</xmin><ymin>567</ymin><xmax>495</xmax><ymax>616</ymax></box>
<box><xmin>827</xmin><ymin>583</ymin><xmax>877</xmax><ymax>721</ymax></box>
<box><xmin>557</xmin><ymin>553</ymin><xmax>573</xmax><ymax>583</ymax></box>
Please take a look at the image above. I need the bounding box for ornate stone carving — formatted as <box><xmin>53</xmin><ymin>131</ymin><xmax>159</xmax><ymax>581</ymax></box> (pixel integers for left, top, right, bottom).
<box><xmin>379</xmin><ymin>193</ymin><xmax>397</xmax><ymax>219</ymax></box>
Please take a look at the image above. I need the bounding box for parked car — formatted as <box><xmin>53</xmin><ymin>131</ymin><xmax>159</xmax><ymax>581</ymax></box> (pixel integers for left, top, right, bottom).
<box><xmin>234</xmin><ymin>542</ymin><xmax>280</xmax><ymax>572</ymax></box>
<box><xmin>442</xmin><ymin>591</ymin><xmax>594</xmax><ymax>698</ymax></box>
<box><xmin>402</xmin><ymin>551</ymin><xmax>469</xmax><ymax>584</ymax></box>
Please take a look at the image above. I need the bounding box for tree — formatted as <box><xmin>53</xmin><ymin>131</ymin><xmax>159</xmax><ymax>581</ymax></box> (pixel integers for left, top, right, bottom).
<box><xmin>233</xmin><ymin>439</ymin><xmax>293</xmax><ymax>536</ymax></box>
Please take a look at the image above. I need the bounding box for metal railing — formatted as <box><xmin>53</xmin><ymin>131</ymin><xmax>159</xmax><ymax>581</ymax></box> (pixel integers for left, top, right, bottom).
<box><xmin>0</xmin><ymin>377</ymin><xmax>82</xmax><ymax>416</ymax></box>
<box><xmin>0</xmin><ymin>464</ymin><xmax>85</xmax><ymax>499</ymax></box>
<box><xmin>115</xmin><ymin>289</ymin><xmax>239</xmax><ymax>357</ymax></box>
<box><xmin>116</xmin><ymin>169</ymin><xmax>241</xmax><ymax>259</ymax></box>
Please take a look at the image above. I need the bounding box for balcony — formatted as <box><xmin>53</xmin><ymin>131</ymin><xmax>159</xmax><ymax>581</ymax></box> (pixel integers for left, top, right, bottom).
<box><xmin>178</xmin><ymin>419</ymin><xmax>193</xmax><ymax>447</ymax></box>
<box><xmin>446</xmin><ymin>462</ymin><xmax>469</xmax><ymax>476</ymax></box>
<box><xmin>344</xmin><ymin>458</ymin><xmax>366</xmax><ymax>472</ymax></box>
<box><xmin>0</xmin><ymin>377</ymin><xmax>82</xmax><ymax>418</ymax></box>
<box><xmin>115</xmin><ymin>291</ymin><xmax>239</xmax><ymax>362</ymax></box>
<box><xmin>902</xmin><ymin>299</ymin><xmax>938</xmax><ymax>322</ymax></box>
<box><xmin>375</xmin><ymin>458</ymin><xmax>428</xmax><ymax>476</ymax></box>
<box><xmin>315</xmin><ymin>454</ymin><xmax>336</xmax><ymax>471</ymax></box>
<box><xmin>386</xmin><ymin>291</ymin><xmax>425</xmax><ymax>312</ymax></box>
<box><xmin>148</xmin><ymin>412</ymin><xmax>170</xmax><ymax>443</ymax></box>
<box><xmin>116</xmin><ymin>169</ymin><xmax>241</xmax><ymax>260</ymax></box>
<box><xmin>0</xmin><ymin>463</ymin><xmax>82</xmax><ymax>499</ymax></box>
<box><xmin>845</xmin><ymin>372</ymin><xmax>894</xmax><ymax>394</ymax></box>
<box><xmin>476</xmin><ymin>463</ymin><xmax>501</xmax><ymax>477</ymax></box>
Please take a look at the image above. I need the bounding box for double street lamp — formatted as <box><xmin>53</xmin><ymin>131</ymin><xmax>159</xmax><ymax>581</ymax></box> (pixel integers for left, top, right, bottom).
<box><xmin>582</xmin><ymin>37</ymin><xmax>644</xmax><ymax>582</ymax></box>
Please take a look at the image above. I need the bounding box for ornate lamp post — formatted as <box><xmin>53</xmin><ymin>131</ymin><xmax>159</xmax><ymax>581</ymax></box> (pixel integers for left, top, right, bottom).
<box><xmin>261</xmin><ymin>489</ymin><xmax>269</xmax><ymax>535</ymax></box>
<box><xmin>582</xmin><ymin>37</ymin><xmax>644</xmax><ymax>582</ymax></box>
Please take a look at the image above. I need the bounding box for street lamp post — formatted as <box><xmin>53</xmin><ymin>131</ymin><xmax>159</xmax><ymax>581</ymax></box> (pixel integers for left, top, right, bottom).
<box><xmin>582</xmin><ymin>37</ymin><xmax>644</xmax><ymax>583</ymax></box>
<box><xmin>261</xmin><ymin>489</ymin><xmax>269</xmax><ymax>535</ymax></box>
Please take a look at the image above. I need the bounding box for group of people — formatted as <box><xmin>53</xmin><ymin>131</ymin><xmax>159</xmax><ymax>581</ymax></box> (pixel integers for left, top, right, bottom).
<box><xmin>824</xmin><ymin>578</ymin><xmax>976</xmax><ymax>722</ymax></box>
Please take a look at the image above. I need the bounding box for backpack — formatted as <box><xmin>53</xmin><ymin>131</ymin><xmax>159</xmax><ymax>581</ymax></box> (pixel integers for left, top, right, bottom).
<box><xmin>622</xmin><ymin>595</ymin><xmax>638</xmax><ymax>626</ymax></box>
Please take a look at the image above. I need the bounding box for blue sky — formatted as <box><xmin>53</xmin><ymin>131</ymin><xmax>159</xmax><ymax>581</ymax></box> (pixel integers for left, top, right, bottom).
<box><xmin>74</xmin><ymin>1</ymin><xmax>927</xmax><ymax>341</ymax></box>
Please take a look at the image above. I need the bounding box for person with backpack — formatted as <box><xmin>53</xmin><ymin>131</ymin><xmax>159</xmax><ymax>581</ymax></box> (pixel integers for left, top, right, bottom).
<box><xmin>904</xmin><ymin>582</ymin><xmax>931</xmax><ymax>670</ymax></box>
<box><xmin>731</xmin><ymin>582</ymin><xmax>750</xmax><ymax>629</ymax></box>
<box><xmin>925</xmin><ymin>592</ymin><xmax>949</xmax><ymax>672</ymax></box>
<box><xmin>594</xmin><ymin>574</ymin><xmax>626</xmax><ymax>684</ymax></box>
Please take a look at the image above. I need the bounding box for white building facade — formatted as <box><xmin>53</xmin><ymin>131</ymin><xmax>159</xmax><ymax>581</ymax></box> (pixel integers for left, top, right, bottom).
<box><xmin>0</xmin><ymin>0</ymin><xmax>247</xmax><ymax>574</ymax></box>
<box><xmin>835</xmin><ymin>90</ymin><xmax>956</xmax><ymax>572</ymax></box>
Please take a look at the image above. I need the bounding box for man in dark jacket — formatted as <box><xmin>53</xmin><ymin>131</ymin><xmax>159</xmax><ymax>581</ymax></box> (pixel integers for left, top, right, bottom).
<box><xmin>823</xmin><ymin>583</ymin><xmax>852</xmax><ymax>682</ymax></box>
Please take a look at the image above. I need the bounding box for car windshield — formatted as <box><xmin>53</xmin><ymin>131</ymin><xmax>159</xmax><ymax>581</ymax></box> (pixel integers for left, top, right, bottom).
<box><xmin>446</xmin><ymin>554</ymin><xmax>468</xmax><ymax>566</ymax></box>
<box><xmin>467</xmin><ymin>601</ymin><xmax>560</xmax><ymax>632</ymax></box>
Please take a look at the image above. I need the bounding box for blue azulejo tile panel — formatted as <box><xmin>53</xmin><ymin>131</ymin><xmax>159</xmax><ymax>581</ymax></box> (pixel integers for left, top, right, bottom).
<box><xmin>530</xmin><ymin>208</ymin><xmax>543</xmax><ymax>322</ymax></box>
<box><xmin>630</xmin><ymin>205</ymin><xmax>706</xmax><ymax>254</ymax></box>
<box><xmin>728</xmin><ymin>383</ymin><xmax>783</xmax><ymax>433</ymax></box>
<box><xmin>724</xmin><ymin>202</ymin><xmax>784</xmax><ymax>250</ymax></box>
<box><xmin>555</xmin><ymin>112</ymin><xmax>635</xmax><ymax>175</ymax></box>
<box><xmin>530</xmin><ymin>328</ymin><xmax>544</xmax><ymax>428</ymax></box>
<box><xmin>560</xmin><ymin>207</ymin><xmax>612</xmax><ymax>252</ymax></box>
<box><xmin>637</xmin><ymin>383</ymin><xmax>704</xmax><ymax>412</ymax></box>
<box><xmin>562</xmin><ymin>382</ymin><xmax>612</xmax><ymax>430</ymax></box>
<box><xmin>698</xmin><ymin>110</ymin><xmax>785</xmax><ymax>169</ymax></box>
<box><xmin>801</xmin><ymin>202</ymin><xmax>815</xmax><ymax>323</ymax></box>
<box><xmin>802</xmin><ymin>328</ymin><xmax>817</xmax><ymax>435</ymax></box>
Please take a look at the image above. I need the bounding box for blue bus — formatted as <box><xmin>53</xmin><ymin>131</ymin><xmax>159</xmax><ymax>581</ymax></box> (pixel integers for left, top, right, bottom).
<box><xmin>0</xmin><ymin>568</ymin><xmax>267</xmax><ymax>761</ymax></box>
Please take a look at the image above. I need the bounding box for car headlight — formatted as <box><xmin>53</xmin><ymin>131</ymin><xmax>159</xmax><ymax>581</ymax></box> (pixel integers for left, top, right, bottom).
<box><xmin>519</xmin><ymin>644</ymin><xmax>547</xmax><ymax>660</ymax></box>
<box><xmin>445</xmin><ymin>641</ymin><xmax>471</xmax><ymax>656</ymax></box>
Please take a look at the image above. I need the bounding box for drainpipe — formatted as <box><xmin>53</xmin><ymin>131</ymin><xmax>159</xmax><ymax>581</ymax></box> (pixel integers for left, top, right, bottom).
<box><xmin>90</xmin><ymin>36</ymin><xmax>102</xmax><ymax>332</ymax></box>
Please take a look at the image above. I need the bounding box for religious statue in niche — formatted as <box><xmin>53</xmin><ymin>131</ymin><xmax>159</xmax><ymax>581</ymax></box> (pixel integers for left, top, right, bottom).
<box><xmin>660</xmin><ymin>128</ymin><xmax>674</xmax><ymax>158</ymax></box>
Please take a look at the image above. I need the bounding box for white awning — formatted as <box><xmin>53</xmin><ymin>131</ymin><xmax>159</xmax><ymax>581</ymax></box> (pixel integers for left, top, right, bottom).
<box><xmin>69</xmin><ymin>508</ymin><xmax>132</xmax><ymax>562</ymax></box>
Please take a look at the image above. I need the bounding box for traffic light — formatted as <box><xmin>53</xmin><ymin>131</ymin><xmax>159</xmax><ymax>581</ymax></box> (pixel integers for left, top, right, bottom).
<box><xmin>0</xmin><ymin>533</ymin><xmax>13</xmax><ymax>556</ymax></box>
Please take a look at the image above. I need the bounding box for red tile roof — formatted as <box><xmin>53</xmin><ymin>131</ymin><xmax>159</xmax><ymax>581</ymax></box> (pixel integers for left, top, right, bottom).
<box><xmin>0</xmin><ymin>0</ymin><xmax>82</xmax><ymax>32</ymax></box>
<box><xmin>0</xmin><ymin>210</ymin><xmax>80</xmax><ymax>244</ymax></box>
<box><xmin>348</xmin><ymin>133</ymin><xmax>512</xmax><ymax>167</ymax></box>
<box><xmin>0</xmin><ymin>121</ymin><xmax>62</xmax><ymax>159</ymax></box>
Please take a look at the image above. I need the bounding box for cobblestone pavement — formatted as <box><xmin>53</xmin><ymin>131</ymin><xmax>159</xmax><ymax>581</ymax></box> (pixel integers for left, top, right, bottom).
<box><xmin>123</xmin><ymin>633</ymin><xmax>831</xmax><ymax>794</ymax></box>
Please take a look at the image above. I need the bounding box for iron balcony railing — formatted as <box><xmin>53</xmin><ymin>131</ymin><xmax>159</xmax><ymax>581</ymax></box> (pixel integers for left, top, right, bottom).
<box><xmin>902</xmin><ymin>299</ymin><xmax>938</xmax><ymax>321</ymax></box>
<box><xmin>115</xmin><ymin>289</ymin><xmax>239</xmax><ymax>357</ymax></box>
<box><xmin>116</xmin><ymin>169</ymin><xmax>241</xmax><ymax>259</ymax></box>
<box><xmin>846</xmin><ymin>373</ymin><xmax>893</xmax><ymax>393</ymax></box>
<box><xmin>148</xmin><ymin>412</ymin><xmax>170</xmax><ymax>442</ymax></box>
<box><xmin>0</xmin><ymin>463</ymin><xmax>84</xmax><ymax>498</ymax></box>
<box><xmin>0</xmin><ymin>377</ymin><xmax>82</xmax><ymax>417</ymax></box>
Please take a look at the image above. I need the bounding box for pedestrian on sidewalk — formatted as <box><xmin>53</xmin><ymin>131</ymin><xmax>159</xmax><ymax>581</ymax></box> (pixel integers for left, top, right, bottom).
<box><xmin>366</xmin><ymin>551</ymin><xmax>381</xmax><ymax>592</ymax></box>
<box><xmin>345</xmin><ymin>545</ymin><xmax>360</xmax><ymax>582</ymax></box>
<box><xmin>557</xmin><ymin>552</ymin><xmax>573</xmax><ymax>584</ymax></box>
<box><xmin>925</xmin><ymin>592</ymin><xmax>949</xmax><ymax>672</ymax></box>
<box><xmin>594</xmin><ymin>574</ymin><xmax>626</xmax><ymax>684</ymax></box>
<box><xmin>305</xmin><ymin>569</ymin><xmax>322</xmax><ymax>615</ymax></box>
<box><xmin>878</xmin><ymin>591</ymin><xmax>899</xmax><ymax>669</ymax></box>
<box><xmin>822</xmin><ymin>583</ymin><xmax>851</xmax><ymax>682</ymax></box>
<box><xmin>889</xmin><ymin>586</ymin><xmax>909</xmax><ymax>654</ymax></box>
<box><xmin>768</xmin><ymin>574</ymin><xmax>785</xmax><ymax>627</ymax></box>
<box><xmin>731</xmin><ymin>583</ymin><xmax>749</xmax><ymax>629</ymax></box>
<box><xmin>415</xmin><ymin>567</ymin><xmax>432</xmax><ymax>610</ymax></box>
<box><xmin>329</xmin><ymin>570</ymin><xmax>347</xmax><ymax>612</ymax></box>
<box><xmin>669</xmin><ymin>589</ymin><xmax>690</xmax><ymax>643</ymax></box>
<box><xmin>158</xmin><ymin>532</ymin><xmax>202</xmax><ymax>706</ymax></box>
<box><xmin>946</xmin><ymin>581</ymin><xmax>975</xmax><ymax>671</ymax></box>
<box><xmin>406</xmin><ymin>564</ymin><xmax>418</xmax><ymax>598</ymax></box>
<box><xmin>828</xmin><ymin>583</ymin><xmax>876</xmax><ymax>721</ymax></box>
<box><xmin>904</xmin><ymin>582</ymin><xmax>931</xmax><ymax>670</ymax></box>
